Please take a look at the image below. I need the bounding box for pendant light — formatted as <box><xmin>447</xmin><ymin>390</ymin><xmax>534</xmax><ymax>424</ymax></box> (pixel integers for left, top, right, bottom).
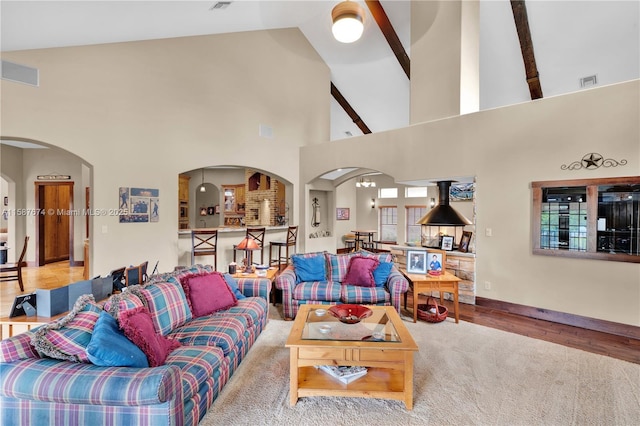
<box><xmin>332</xmin><ymin>1</ymin><xmax>365</xmax><ymax>43</ymax></box>
<box><xmin>199</xmin><ymin>168</ymin><xmax>206</xmax><ymax>192</ymax></box>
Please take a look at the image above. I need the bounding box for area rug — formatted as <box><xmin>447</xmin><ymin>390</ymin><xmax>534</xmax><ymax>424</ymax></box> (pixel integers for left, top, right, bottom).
<box><xmin>201</xmin><ymin>310</ymin><xmax>640</xmax><ymax>425</ymax></box>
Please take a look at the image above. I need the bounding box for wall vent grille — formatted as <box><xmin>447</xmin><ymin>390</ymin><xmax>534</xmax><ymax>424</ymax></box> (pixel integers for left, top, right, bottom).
<box><xmin>1</xmin><ymin>60</ymin><xmax>39</xmax><ymax>87</ymax></box>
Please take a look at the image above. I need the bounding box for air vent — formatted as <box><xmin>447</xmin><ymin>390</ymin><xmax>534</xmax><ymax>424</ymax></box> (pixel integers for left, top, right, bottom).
<box><xmin>1</xmin><ymin>60</ymin><xmax>39</xmax><ymax>87</ymax></box>
<box><xmin>580</xmin><ymin>74</ymin><xmax>598</xmax><ymax>88</ymax></box>
<box><xmin>210</xmin><ymin>1</ymin><xmax>232</xmax><ymax>10</ymax></box>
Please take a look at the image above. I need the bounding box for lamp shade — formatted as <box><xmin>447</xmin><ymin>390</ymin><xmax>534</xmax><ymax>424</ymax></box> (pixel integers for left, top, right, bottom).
<box><xmin>332</xmin><ymin>1</ymin><xmax>365</xmax><ymax>43</ymax></box>
<box><xmin>236</xmin><ymin>237</ymin><xmax>260</xmax><ymax>250</ymax></box>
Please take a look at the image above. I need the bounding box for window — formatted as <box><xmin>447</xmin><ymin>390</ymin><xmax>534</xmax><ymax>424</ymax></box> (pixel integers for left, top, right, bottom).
<box><xmin>405</xmin><ymin>187</ymin><xmax>428</xmax><ymax>198</ymax></box>
<box><xmin>532</xmin><ymin>177</ymin><xmax>640</xmax><ymax>263</ymax></box>
<box><xmin>379</xmin><ymin>188</ymin><xmax>398</xmax><ymax>198</ymax></box>
<box><xmin>379</xmin><ymin>206</ymin><xmax>397</xmax><ymax>243</ymax></box>
<box><xmin>406</xmin><ymin>206</ymin><xmax>427</xmax><ymax>244</ymax></box>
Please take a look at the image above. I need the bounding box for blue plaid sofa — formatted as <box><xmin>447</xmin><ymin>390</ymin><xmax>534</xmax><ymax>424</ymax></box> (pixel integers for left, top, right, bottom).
<box><xmin>0</xmin><ymin>265</ymin><xmax>270</xmax><ymax>426</ymax></box>
<box><xmin>275</xmin><ymin>250</ymin><xmax>409</xmax><ymax>320</ymax></box>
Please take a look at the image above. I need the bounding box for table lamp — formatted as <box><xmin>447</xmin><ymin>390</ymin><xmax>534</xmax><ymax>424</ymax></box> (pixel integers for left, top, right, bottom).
<box><xmin>236</xmin><ymin>236</ymin><xmax>260</xmax><ymax>272</ymax></box>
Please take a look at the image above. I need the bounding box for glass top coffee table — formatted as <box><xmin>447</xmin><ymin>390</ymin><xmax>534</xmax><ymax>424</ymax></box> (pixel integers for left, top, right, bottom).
<box><xmin>285</xmin><ymin>304</ymin><xmax>418</xmax><ymax>409</ymax></box>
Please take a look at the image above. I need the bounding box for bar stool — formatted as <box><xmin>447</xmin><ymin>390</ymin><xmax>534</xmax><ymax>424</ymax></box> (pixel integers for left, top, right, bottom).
<box><xmin>233</xmin><ymin>227</ymin><xmax>265</xmax><ymax>265</ymax></box>
<box><xmin>269</xmin><ymin>226</ymin><xmax>298</xmax><ymax>269</ymax></box>
<box><xmin>191</xmin><ymin>229</ymin><xmax>218</xmax><ymax>270</ymax></box>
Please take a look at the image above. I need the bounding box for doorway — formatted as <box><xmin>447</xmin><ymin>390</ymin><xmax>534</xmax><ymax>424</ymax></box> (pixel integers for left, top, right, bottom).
<box><xmin>35</xmin><ymin>182</ymin><xmax>74</xmax><ymax>266</ymax></box>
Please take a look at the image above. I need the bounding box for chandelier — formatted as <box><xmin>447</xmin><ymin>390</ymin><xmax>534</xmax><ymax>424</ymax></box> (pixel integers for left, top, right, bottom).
<box><xmin>355</xmin><ymin>177</ymin><xmax>376</xmax><ymax>188</ymax></box>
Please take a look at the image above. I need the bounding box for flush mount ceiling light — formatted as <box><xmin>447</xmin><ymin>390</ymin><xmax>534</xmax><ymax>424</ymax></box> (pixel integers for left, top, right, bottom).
<box><xmin>332</xmin><ymin>1</ymin><xmax>365</xmax><ymax>43</ymax></box>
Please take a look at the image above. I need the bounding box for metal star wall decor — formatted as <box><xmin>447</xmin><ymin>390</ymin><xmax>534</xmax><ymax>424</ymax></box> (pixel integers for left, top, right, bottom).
<box><xmin>561</xmin><ymin>152</ymin><xmax>627</xmax><ymax>170</ymax></box>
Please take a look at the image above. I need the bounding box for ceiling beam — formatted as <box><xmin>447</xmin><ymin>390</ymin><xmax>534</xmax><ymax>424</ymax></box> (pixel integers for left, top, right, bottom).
<box><xmin>365</xmin><ymin>0</ymin><xmax>410</xmax><ymax>79</ymax></box>
<box><xmin>331</xmin><ymin>82</ymin><xmax>372</xmax><ymax>134</ymax></box>
<box><xmin>510</xmin><ymin>0</ymin><xmax>543</xmax><ymax>99</ymax></box>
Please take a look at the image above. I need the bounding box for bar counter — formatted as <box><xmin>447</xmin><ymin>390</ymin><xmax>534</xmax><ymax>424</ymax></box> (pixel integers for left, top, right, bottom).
<box><xmin>178</xmin><ymin>226</ymin><xmax>289</xmax><ymax>271</ymax></box>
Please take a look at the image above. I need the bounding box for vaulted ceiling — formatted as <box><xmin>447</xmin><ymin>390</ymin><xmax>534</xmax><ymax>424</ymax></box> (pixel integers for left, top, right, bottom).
<box><xmin>2</xmin><ymin>1</ymin><xmax>639</xmax><ymax>144</ymax></box>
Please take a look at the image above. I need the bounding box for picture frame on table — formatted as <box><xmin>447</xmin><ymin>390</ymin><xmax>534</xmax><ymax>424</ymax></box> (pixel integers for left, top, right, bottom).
<box><xmin>336</xmin><ymin>208</ymin><xmax>350</xmax><ymax>221</ymax></box>
<box><xmin>407</xmin><ymin>250</ymin><xmax>427</xmax><ymax>274</ymax></box>
<box><xmin>459</xmin><ymin>231</ymin><xmax>473</xmax><ymax>253</ymax></box>
<box><xmin>426</xmin><ymin>249</ymin><xmax>446</xmax><ymax>275</ymax></box>
<box><xmin>441</xmin><ymin>235</ymin><xmax>454</xmax><ymax>251</ymax></box>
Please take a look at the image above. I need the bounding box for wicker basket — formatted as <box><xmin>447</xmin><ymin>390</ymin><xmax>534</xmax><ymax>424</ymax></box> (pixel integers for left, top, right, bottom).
<box><xmin>417</xmin><ymin>297</ymin><xmax>448</xmax><ymax>323</ymax></box>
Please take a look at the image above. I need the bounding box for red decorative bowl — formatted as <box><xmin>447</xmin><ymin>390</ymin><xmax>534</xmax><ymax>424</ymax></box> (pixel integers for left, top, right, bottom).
<box><xmin>328</xmin><ymin>304</ymin><xmax>372</xmax><ymax>324</ymax></box>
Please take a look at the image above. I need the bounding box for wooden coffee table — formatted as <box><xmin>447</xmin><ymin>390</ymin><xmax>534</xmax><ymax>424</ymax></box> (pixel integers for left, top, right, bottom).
<box><xmin>285</xmin><ymin>304</ymin><xmax>418</xmax><ymax>409</ymax></box>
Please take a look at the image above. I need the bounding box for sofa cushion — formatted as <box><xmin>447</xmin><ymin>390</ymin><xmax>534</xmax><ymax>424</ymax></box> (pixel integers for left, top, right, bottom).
<box><xmin>217</xmin><ymin>297</ymin><xmax>267</xmax><ymax>328</ymax></box>
<box><xmin>292</xmin><ymin>281</ymin><xmax>342</xmax><ymax>302</ymax></box>
<box><xmin>31</xmin><ymin>294</ymin><xmax>102</xmax><ymax>363</ymax></box>
<box><xmin>182</xmin><ymin>272</ymin><xmax>238</xmax><ymax>318</ymax></box>
<box><xmin>170</xmin><ymin>315</ymin><xmax>246</xmax><ymax>356</ymax></box>
<box><xmin>119</xmin><ymin>306</ymin><xmax>181</xmax><ymax>367</ymax></box>
<box><xmin>343</xmin><ymin>256</ymin><xmax>379</xmax><ymax>287</ymax></box>
<box><xmin>165</xmin><ymin>345</ymin><xmax>224</xmax><ymax>402</ymax></box>
<box><xmin>103</xmin><ymin>287</ymin><xmax>146</xmax><ymax>319</ymax></box>
<box><xmin>223</xmin><ymin>273</ymin><xmax>247</xmax><ymax>300</ymax></box>
<box><xmin>341</xmin><ymin>285</ymin><xmax>391</xmax><ymax>305</ymax></box>
<box><xmin>325</xmin><ymin>252</ymin><xmax>359</xmax><ymax>283</ymax></box>
<box><xmin>139</xmin><ymin>281</ymin><xmax>192</xmax><ymax>336</ymax></box>
<box><xmin>292</xmin><ymin>252</ymin><xmax>326</xmax><ymax>283</ymax></box>
<box><xmin>373</xmin><ymin>261</ymin><xmax>394</xmax><ymax>287</ymax></box>
<box><xmin>358</xmin><ymin>249</ymin><xmax>394</xmax><ymax>263</ymax></box>
<box><xmin>86</xmin><ymin>311</ymin><xmax>149</xmax><ymax>368</ymax></box>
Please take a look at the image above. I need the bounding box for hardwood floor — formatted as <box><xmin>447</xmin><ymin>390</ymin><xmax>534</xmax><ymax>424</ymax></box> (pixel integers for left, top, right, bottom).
<box><xmin>2</xmin><ymin>264</ymin><xmax>637</xmax><ymax>365</ymax></box>
<box><xmin>0</xmin><ymin>261</ymin><xmax>84</xmax><ymax>317</ymax></box>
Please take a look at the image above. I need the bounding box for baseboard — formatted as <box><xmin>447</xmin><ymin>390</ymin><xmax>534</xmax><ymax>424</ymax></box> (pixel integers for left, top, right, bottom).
<box><xmin>475</xmin><ymin>296</ymin><xmax>640</xmax><ymax>341</ymax></box>
<box><xmin>70</xmin><ymin>260</ymin><xmax>83</xmax><ymax>267</ymax></box>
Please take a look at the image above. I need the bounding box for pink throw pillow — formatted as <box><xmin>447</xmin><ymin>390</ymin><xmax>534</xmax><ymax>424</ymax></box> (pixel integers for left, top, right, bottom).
<box><xmin>184</xmin><ymin>272</ymin><xmax>238</xmax><ymax>318</ymax></box>
<box><xmin>343</xmin><ymin>256</ymin><xmax>380</xmax><ymax>287</ymax></box>
<box><xmin>119</xmin><ymin>306</ymin><xmax>181</xmax><ymax>367</ymax></box>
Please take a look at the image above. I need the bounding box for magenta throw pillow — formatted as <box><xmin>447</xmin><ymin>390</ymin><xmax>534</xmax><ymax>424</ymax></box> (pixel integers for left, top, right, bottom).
<box><xmin>119</xmin><ymin>306</ymin><xmax>181</xmax><ymax>367</ymax></box>
<box><xmin>343</xmin><ymin>256</ymin><xmax>380</xmax><ymax>287</ymax></box>
<box><xmin>184</xmin><ymin>272</ymin><xmax>238</xmax><ymax>318</ymax></box>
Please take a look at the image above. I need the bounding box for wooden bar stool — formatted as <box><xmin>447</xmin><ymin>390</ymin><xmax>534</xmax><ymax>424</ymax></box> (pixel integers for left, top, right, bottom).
<box><xmin>191</xmin><ymin>229</ymin><xmax>218</xmax><ymax>270</ymax></box>
<box><xmin>233</xmin><ymin>227</ymin><xmax>265</xmax><ymax>265</ymax></box>
<box><xmin>269</xmin><ymin>226</ymin><xmax>298</xmax><ymax>269</ymax></box>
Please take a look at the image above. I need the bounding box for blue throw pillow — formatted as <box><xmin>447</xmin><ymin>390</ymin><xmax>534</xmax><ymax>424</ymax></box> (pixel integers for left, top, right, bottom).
<box><xmin>86</xmin><ymin>311</ymin><xmax>149</xmax><ymax>368</ymax></box>
<box><xmin>292</xmin><ymin>254</ymin><xmax>327</xmax><ymax>283</ymax></box>
<box><xmin>373</xmin><ymin>261</ymin><xmax>394</xmax><ymax>287</ymax></box>
<box><xmin>223</xmin><ymin>273</ymin><xmax>247</xmax><ymax>300</ymax></box>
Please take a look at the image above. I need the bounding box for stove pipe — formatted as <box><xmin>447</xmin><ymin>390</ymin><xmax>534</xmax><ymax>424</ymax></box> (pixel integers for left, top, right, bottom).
<box><xmin>417</xmin><ymin>181</ymin><xmax>472</xmax><ymax>226</ymax></box>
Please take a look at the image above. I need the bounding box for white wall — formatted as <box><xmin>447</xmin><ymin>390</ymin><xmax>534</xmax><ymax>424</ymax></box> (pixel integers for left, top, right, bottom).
<box><xmin>299</xmin><ymin>80</ymin><xmax>640</xmax><ymax>326</ymax></box>
<box><xmin>1</xmin><ymin>28</ymin><xmax>329</xmax><ymax>277</ymax></box>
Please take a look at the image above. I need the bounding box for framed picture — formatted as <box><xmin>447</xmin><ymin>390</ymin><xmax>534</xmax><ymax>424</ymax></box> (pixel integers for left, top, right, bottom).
<box><xmin>407</xmin><ymin>250</ymin><xmax>427</xmax><ymax>274</ymax></box>
<box><xmin>427</xmin><ymin>249</ymin><xmax>446</xmax><ymax>274</ymax></box>
<box><xmin>9</xmin><ymin>293</ymin><xmax>37</xmax><ymax>318</ymax></box>
<box><xmin>3</xmin><ymin>196</ymin><xmax>7</xmax><ymax>206</ymax></box>
<box><xmin>200</xmin><ymin>207</ymin><xmax>208</xmax><ymax>216</ymax></box>
<box><xmin>449</xmin><ymin>182</ymin><xmax>475</xmax><ymax>201</ymax></box>
<box><xmin>441</xmin><ymin>235</ymin><xmax>454</xmax><ymax>251</ymax></box>
<box><xmin>459</xmin><ymin>231</ymin><xmax>472</xmax><ymax>253</ymax></box>
<box><xmin>336</xmin><ymin>208</ymin><xmax>350</xmax><ymax>220</ymax></box>
<box><xmin>207</xmin><ymin>206</ymin><xmax>215</xmax><ymax>215</ymax></box>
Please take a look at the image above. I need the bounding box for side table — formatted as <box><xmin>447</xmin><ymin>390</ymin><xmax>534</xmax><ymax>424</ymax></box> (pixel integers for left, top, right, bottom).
<box><xmin>400</xmin><ymin>269</ymin><xmax>461</xmax><ymax>324</ymax></box>
<box><xmin>232</xmin><ymin>267</ymin><xmax>279</xmax><ymax>305</ymax></box>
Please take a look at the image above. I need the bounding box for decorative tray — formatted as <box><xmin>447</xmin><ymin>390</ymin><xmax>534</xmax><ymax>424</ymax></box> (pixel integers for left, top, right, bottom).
<box><xmin>328</xmin><ymin>304</ymin><xmax>372</xmax><ymax>324</ymax></box>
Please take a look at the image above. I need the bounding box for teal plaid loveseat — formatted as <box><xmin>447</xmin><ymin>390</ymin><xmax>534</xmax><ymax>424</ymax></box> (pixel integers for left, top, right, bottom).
<box><xmin>275</xmin><ymin>250</ymin><xmax>409</xmax><ymax>320</ymax></box>
<box><xmin>0</xmin><ymin>264</ymin><xmax>270</xmax><ymax>426</ymax></box>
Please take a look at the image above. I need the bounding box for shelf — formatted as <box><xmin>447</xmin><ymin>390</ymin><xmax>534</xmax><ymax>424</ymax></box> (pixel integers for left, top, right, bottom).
<box><xmin>296</xmin><ymin>366</ymin><xmax>406</xmax><ymax>398</ymax></box>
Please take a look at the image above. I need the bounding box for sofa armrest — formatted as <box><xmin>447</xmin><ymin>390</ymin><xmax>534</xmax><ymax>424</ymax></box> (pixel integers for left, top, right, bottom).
<box><xmin>0</xmin><ymin>358</ymin><xmax>182</xmax><ymax>406</ymax></box>
<box><xmin>274</xmin><ymin>266</ymin><xmax>296</xmax><ymax>293</ymax></box>
<box><xmin>385</xmin><ymin>266</ymin><xmax>409</xmax><ymax>313</ymax></box>
<box><xmin>237</xmin><ymin>277</ymin><xmax>271</xmax><ymax>301</ymax></box>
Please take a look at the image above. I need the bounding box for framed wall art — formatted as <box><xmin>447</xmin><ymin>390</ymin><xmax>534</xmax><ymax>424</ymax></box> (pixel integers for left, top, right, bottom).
<box><xmin>336</xmin><ymin>208</ymin><xmax>350</xmax><ymax>220</ymax></box>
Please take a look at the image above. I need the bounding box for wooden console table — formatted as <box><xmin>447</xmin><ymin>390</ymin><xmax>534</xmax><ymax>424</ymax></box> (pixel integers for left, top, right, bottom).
<box><xmin>0</xmin><ymin>312</ymin><xmax>65</xmax><ymax>340</ymax></box>
<box><xmin>400</xmin><ymin>269</ymin><xmax>461</xmax><ymax>324</ymax></box>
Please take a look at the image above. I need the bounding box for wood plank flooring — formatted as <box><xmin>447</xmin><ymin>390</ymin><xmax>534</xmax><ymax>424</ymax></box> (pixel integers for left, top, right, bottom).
<box><xmin>2</xmin><ymin>264</ymin><xmax>637</xmax><ymax>365</ymax></box>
